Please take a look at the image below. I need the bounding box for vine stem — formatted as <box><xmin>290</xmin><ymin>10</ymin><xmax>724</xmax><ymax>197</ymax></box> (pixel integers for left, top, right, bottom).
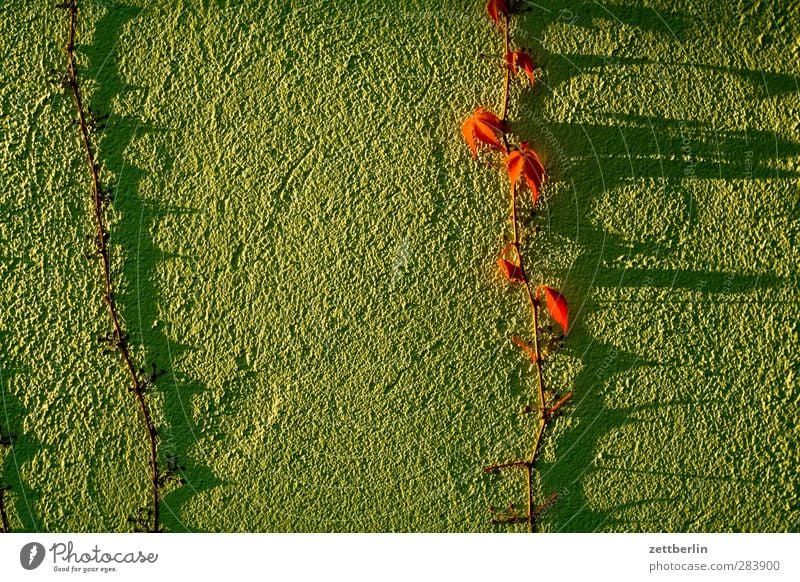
<box><xmin>63</xmin><ymin>1</ymin><xmax>160</xmax><ymax>532</ymax></box>
<box><xmin>493</xmin><ymin>6</ymin><xmax>551</xmax><ymax>534</ymax></box>
<box><xmin>509</xmin><ymin>185</ymin><xmax>548</xmax><ymax>533</ymax></box>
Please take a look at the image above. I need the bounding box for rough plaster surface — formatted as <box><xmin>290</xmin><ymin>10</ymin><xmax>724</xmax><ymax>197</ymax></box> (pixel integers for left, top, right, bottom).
<box><xmin>0</xmin><ymin>0</ymin><xmax>797</xmax><ymax>531</ymax></box>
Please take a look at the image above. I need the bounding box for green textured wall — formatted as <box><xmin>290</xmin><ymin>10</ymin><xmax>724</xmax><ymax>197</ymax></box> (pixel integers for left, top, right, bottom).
<box><xmin>0</xmin><ymin>0</ymin><xmax>797</xmax><ymax>532</ymax></box>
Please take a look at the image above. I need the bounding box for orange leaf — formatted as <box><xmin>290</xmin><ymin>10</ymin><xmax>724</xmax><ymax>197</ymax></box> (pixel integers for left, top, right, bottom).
<box><xmin>497</xmin><ymin>258</ymin><xmax>524</xmax><ymax>283</ymax></box>
<box><xmin>486</xmin><ymin>0</ymin><xmax>508</xmax><ymax>25</ymax></box>
<box><xmin>520</xmin><ymin>142</ymin><xmax>546</xmax><ymax>206</ymax></box>
<box><xmin>473</xmin><ymin>107</ymin><xmax>506</xmax><ymax>150</ymax></box>
<box><xmin>512</xmin><ymin>336</ymin><xmax>538</xmax><ymax>362</ymax></box>
<box><xmin>504</xmin><ymin>150</ymin><xmax>524</xmax><ymax>194</ymax></box>
<box><xmin>461</xmin><ymin>118</ymin><xmax>477</xmax><ymax>159</ymax></box>
<box><xmin>498</xmin><ymin>243</ymin><xmax>525</xmax><ymax>283</ymax></box>
<box><xmin>504</xmin><ymin>50</ymin><xmax>515</xmax><ymax>71</ymax></box>
<box><xmin>539</xmin><ymin>285</ymin><xmax>569</xmax><ymax>333</ymax></box>
<box><xmin>505</xmin><ymin>142</ymin><xmax>545</xmax><ymax>204</ymax></box>
<box><xmin>473</xmin><ymin>121</ymin><xmax>503</xmax><ymax>150</ymax></box>
<box><xmin>506</xmin><ymin>50</ymin><xmax>536</xmax><ymax>85</ymax></box>
<box><xmin>462</xmin><ymin>107</ymin><xmax>506</xmax><ymax>158</ymax></box>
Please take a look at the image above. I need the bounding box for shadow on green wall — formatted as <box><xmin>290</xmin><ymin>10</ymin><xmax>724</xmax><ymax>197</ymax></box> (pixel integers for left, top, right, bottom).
<box><xmin>79</xmin><ymin>2</ymin><xmax>222</xmax><ymax>532</ymax></box>
<box><xmin>498</xmin><ymin>1</ymin><xmax>798</xmax><ymax>532</ymax></box>
<box><xmin>0</xmin><ymin>353</ymin><xmax>43</xmax><ymax>532</ymax></box>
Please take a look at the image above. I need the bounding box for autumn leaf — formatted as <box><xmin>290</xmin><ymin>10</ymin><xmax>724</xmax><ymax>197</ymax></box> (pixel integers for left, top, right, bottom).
<box><xmin>462</xmin><ymin>106</ymin><xmax>506</xmax><ymax>159</ymax></box>
<box><xmin>497</xmin><ymin>258</ymin><xmax>524</xmax><ymax>283</ymax></box>
<box><xmin>486</xmin><ymin>0</ymin><xmax>508</xmax><ymax>25</ymax></box>
<box><xmin>504</xmin><ymin>142</ymin><xmax>545</xmax><ymax>204</ymax></box>
<box><xmin>505</xmin><ymin>149</ymin><xmax>524</xmax><ymax>193</ymax></box>
<box><xmin>538</xmin><ymin>285</ymin><xmax>569</xmax><ymax>333</ymax></box>
<box><xmin>505</xmin><ymin>49</ymin><xmax>535</xmax><ymax>84</ymax></box>
<box><xmin>497</xmin><ymin>243</ymin><xmax>525</xmax><ymax>283</ymax></box>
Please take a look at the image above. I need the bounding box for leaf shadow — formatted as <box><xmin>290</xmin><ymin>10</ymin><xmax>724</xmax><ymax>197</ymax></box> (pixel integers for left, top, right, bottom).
<box><xmin>485</xmin><ymin>2</ymin><xmax>795</xmax><ymax>532</ymax></box>
<box><xmin>515</xmin><ymin>1</ymin><xmax>800</xmax><ymax>101</ymax></box>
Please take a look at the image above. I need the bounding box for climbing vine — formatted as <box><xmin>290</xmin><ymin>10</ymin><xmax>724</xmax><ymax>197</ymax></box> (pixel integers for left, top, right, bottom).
<box><xmin>462</xmin><ymin>0</ymin><xmax>572</xmax><ymax>532</ymax></box>
<box><xmin>53</xmin><ymin>0</ymin><xmax>183</xmax><ymax>532</ymax></box>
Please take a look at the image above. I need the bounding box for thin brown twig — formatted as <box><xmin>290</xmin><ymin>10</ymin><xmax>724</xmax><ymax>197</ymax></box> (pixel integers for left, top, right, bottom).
<box><xmin>508</xmin><ymin>185</ymin><xmax>549</xmax><ymax>533</ymax></box>
<box><xmin>63</xmin><ymin>1</ymin><xmax>160</xmax><ymax>532</ymax></box>
<box><xmin>483</xmin><ymin>459</ymin><xmax>529</xmax><ymax>472</ymax></box>
<box><xmin>492</xmin><ymin>515</ymin><xmax>528</xmax><ymax>525</ymax></box>
<box><xmin>477</xmin><ymin>51</ymin><xmax>504</xmax><ymax>61</ymax></box>
<box><xmin>533</xmin><ymin>491</ymin><xmax>559</xmax><ymax>518</ymax></box>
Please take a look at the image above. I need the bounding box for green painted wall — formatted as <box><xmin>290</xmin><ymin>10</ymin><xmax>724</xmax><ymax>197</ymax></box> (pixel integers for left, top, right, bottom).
<box><xmin>0</xmin><ymin>0</ymin><xmax>797</xmax><ymax>532</ymax></box>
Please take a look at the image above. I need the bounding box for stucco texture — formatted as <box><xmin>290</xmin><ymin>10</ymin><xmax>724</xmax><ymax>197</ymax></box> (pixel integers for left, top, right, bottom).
<box><xmin>0</xmin><ymin>0</ymin><xmax>797</xmax><ymax>532</ymax></box>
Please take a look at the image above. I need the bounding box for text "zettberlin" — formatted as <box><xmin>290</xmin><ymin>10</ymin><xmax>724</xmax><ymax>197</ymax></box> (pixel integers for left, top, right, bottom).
<box><xmin>649</xmin><ymin>544</ymin><xmax>708</xmax><ymax>554</ymax></box>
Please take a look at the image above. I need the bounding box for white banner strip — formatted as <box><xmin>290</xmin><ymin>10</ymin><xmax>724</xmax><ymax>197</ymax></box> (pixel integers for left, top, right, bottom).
<box><xmin>1</xmin><ymin>533</ymin><xmax>797</xmax><ymax>581</ymax></box>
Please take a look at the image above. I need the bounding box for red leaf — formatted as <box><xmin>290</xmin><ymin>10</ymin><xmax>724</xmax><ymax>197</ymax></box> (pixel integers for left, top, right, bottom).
<box><xmin>539</xmin><ymin>285</ymin><xmax>569</xmax><ymax>333</ymax></box>
<box><xmin>461</xmin><ymin>118</ymin><xmax>477</xmax><ymax>159</ymax></box>
<box><xmin>473</xmin><ymin>107</ymin><xmax>506</xmax><ymax>149</ymax></box>
<box><xmin>506</xmin><ymin>50</ymin><xmax>536</xmax><ymax>84</ymax></box>
<box><xmin>462</xmin><ymin>107</ymin><xmax>506</xmax><ymax>158</ymax></box>
<box><xmin>497</xmin><ymin>258</ymin><xmax>524</xmax><ymax>283</ymax></box>
<box><xmin>497</xmin><ymin>243</ymin><xmax>524</xmax><ymax>283</ymax></box>
<box><xmin>505</xmin><ymin>142</ymin><xmax>546</xmax><ymax>204</ymax></box>
<box><xmin>522</xmin><ymin>144</ymin><xmax>545</xmax><ymax>206</ymax></box>
<box><xmin>504</xmin><ymin>150</ymin><xmax>524</xmax><ymax>194</ymax></box>
<box><xmin>486</xmin><ymin>0</ymin><xmax>508</xmax><ymax>25</ymax></box>
<box><xmin>504</xmin><ymin>50</ymin><xmax>515</xmax><ymax>71</ymax></box>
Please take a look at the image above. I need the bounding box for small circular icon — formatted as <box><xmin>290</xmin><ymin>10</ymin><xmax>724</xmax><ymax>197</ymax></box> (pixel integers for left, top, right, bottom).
<box><xmin>20</xmin><ymin>542</ymin><xmax>46</xmax><ymax>570</ymax></box>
